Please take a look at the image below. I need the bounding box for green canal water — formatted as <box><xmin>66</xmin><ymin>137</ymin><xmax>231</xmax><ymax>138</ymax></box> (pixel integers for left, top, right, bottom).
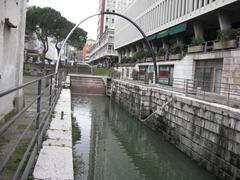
<box><xmin>72</xmin><ymin>95</ymin><xmax>218</xmax><ymax>180</ymax></box>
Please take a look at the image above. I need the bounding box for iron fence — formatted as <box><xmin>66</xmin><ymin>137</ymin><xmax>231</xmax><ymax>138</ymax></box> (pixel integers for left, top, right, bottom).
<box><xmin>112</xmin><ymin>73</ymin><xmax>240</xmax><ymax>107</ymax></box>
<box><xmin>155</xmin><ymin>78</ymin><xmax>240</xmax><ymax>107</ymax></box>
<box><xmin>0</xmin><ymin>72</ymin><xmax>64</xmax><ymax>180</ymax></box>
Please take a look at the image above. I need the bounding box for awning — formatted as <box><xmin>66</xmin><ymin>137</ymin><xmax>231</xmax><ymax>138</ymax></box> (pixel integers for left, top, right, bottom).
<box><xmin>169</xmin><ymin>23</ymin><xmax>187</xmax><ymax>35</ymax></box>
<box><xmin>156</xmin><ymin>30</ymin><xmax>169</xmax><ymax>39</ymax></box>
<box><xmin>147</xmin><ymin>34</ymin><xmax>157</xmax><ymax>41</ymax></box>
<box><xmin>147</xmin><ymin>22</ymin><xmax>187</xmax><ymax>40</ymax></box>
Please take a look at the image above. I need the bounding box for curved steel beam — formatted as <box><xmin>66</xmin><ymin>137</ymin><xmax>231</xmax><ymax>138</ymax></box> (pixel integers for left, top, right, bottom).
<box><xmin>55</xmin><ymin>12</ymin><xmax>158</xmax><ymax>83</ymax></box>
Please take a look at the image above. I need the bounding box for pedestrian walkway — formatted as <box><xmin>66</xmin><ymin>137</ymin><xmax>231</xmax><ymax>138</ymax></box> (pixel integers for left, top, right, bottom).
<box><xmin>33</xmin><ymin>89</ymin><xmax>73</xmax><ymax>180</ymax></box>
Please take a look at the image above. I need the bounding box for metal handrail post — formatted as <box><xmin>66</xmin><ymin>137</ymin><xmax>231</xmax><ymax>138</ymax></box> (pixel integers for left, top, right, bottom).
<box><xmin>36</xmin><ymin>79</ymin><xmax>42</xmax><ymax>153</ymax></box>
<box><xmin>49</xmin><ymin>75</ymin><xmax>53</xmax><ymax>106</ymax></box>
<box><xmin>54</xmin><ymin>73</ymin><xmax>58</xmax><ymax>96</ymax></box>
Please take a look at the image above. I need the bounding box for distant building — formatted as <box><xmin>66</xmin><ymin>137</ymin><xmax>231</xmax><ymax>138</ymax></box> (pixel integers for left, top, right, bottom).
<box><xmin>89</xmin><ymin>0</ymin><xmax>134</xmax><ymax>66</ymax></box>
<box><xmin>82</xmin><ymin>39</ymin><xmax>95</xmax><ymax>62</ymax></box>
<box><xmin>25</xmin><ymin>36</ymin><xmax>58</xmax><ymax>63</ymax></box>
<box><xmin>0</xmin><ymin>0</ymin><xmax>27</xmax><ymax>118</ymax></box>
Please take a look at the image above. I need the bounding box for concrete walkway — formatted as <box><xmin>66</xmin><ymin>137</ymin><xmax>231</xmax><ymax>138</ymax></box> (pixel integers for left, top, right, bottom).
<box><xmin>33</xmin><ymin>89</ymin><xmax>73</xmax><ymax>180</ymax></box>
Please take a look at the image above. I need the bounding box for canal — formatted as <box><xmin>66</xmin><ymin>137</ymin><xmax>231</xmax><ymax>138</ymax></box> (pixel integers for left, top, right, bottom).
<box><xmin>72</xmin><ymin>95</ymin><xmax>218</xmax><ymax>180</ymax></box>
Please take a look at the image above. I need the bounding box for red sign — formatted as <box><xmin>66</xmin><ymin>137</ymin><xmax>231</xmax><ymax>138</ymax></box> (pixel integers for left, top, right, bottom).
<box><xmin>139</xmin><ymin>69</ymin><xmax>146</xmax><ymax>75</ymax></box>
<box><xmin>159</xmin><ymin>71</ymin><xmax>169</xmax><ymax>77</ymax></box>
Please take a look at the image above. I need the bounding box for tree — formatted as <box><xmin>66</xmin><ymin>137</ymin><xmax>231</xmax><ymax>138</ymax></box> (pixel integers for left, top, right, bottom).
<box><xmin>26</xmin><ymin>6</ymin><xmax>87</xmax><ymax>63</ymax></box>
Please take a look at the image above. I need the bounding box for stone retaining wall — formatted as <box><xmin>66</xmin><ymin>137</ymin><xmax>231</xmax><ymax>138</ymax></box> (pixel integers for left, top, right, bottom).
<box><xmin>111</xmin><ymin>80</ymin><xmax>240</xmax><ymax>180</ymax></box>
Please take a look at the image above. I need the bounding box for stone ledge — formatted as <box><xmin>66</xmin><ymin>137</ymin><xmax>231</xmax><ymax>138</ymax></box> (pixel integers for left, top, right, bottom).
<box><xmin>33</xmin><ymin>146</ymin><xmax>73</xmax><ymax>180</ymax></box>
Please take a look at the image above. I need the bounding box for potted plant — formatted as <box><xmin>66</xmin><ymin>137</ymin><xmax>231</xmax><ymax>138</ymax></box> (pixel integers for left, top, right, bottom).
<box><xmin>188</xmin><ymin>37</ymin><xmax>204</xmax><ymax>53</ymax></box>
<box><xmin>169</xmin><ymin>41</ymin><xmax>184</xmax><ymax>60</ymax></box>
<box><xmin>145</xmin><ymin>51</ymin><xmax>152</xmax><ymax>62</ymax></box>
<box><xmin>134</xmin><ymin>48</ymin><xmax>147</xmax><ymax>62</ymax></box>
<box><xmin>213</xmin><ymin>29</ymin><xmax>238</xmax><ymax>50</ymax></box>
<box><xmin>157</xmin><ymin>48</ymin><xmax>167</xmax><ymax>61</ymax></box>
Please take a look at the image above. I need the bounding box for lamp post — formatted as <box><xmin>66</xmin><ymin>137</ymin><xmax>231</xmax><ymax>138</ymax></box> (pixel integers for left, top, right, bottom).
<box><xmin>55</xmin><ymin>12</ymin><xmax>158</xmax><ymax>83</ymax></box>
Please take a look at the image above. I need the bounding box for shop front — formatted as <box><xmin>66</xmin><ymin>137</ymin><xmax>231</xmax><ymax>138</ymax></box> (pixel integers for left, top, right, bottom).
<box><xmin>158</xmin><ymin>65</ymin><xmax>174</xmax><ymax>86</ymax></box>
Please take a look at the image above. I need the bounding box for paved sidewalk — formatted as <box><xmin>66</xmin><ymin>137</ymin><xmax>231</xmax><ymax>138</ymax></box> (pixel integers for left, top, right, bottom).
<box><xmin>33</xmin><ymin>89</ymin><xmax>73</xmax><ymax>180</ymax></box>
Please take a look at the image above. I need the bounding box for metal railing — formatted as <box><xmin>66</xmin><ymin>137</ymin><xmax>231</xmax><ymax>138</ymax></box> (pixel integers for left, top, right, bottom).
<box><xmin>155</xmin><ymin>78</ymin><xmax>240</xmax><ymax>107</ymax></box>
<box><xmin>184</xmin><ymin>79</ymin><xmax>240</xmax><ymax>106</ymax></box>
<box><xmin>0</xmin><ymin>72</ymin><xmax>64</xmax><ymax>180</ymax></box>
<box><xmin>114</xmin><ymin>73</ymin><xmax>240</xmax><ymax>107</ymax></box>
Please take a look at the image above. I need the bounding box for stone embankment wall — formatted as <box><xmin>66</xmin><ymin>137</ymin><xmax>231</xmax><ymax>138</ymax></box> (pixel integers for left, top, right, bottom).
<box><xmin>111</xmin><ymin>80</ymin><xmax>240</xmax><ymax>180</ymax></box>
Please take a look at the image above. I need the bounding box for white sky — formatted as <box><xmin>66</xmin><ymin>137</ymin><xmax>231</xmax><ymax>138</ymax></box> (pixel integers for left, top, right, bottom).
<box><xmin>28</xmin><ymin>0</ymin><xmax>99</xmax><ymax>40</ymax></box>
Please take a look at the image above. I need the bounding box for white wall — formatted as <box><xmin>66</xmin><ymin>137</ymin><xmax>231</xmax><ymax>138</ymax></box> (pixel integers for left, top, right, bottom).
<box><xmin>0</xmin><ymin>0</ymin><xmax>27</xmax><ymax>118</ymax></box>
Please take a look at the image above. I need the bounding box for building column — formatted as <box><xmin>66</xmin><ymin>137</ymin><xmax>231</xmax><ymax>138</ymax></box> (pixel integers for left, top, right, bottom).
<box><xmin>218</xmin><ymin>12</ymin><xmax>231</xmax><ymax>30</ymax></box>
<box><xmin>162</xmin><ymin>39</ymin><xmax>169</xmax><ymax>49</ymax></box>
<box><xmin>142</xmin><ymin>42</ymin><xmax>148</xmax><ymax>51</ymax></box>
<box><xmin>124</xmin><ymin>48</ymin><xmax>128</xmax><ymax>57</ymax></box>
<box><xmin>193</xmin><ymin>22</ymin><xmax>204</xmax><ymax>38</ymax></box>
<box><xmin>118</xmin><ymin>49</ymin><xmax>123</xmax><ymax>63</ymax></box>
<box><xmin>136</xmin><ymin>44</ymin><xmax>142</xmax><ymax>51</ymax></box>
<box><xmin>126</xmin><ymin>47</ymin><xmax>130</xmax><ymax>57</ymax></box>
<box><xmin>151</xmin><ymin>41</ymin><xmax>158</xmax><ymax>53</ymax></box>
<box><xmin>130</xmin><ymin>46</ymin><xmax>135</xmax><ymax>57</ymax></box>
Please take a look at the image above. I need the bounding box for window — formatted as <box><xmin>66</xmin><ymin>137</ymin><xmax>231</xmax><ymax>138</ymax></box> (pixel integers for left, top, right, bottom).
<box><xmin>112</xmin><ymin>18</ymin><xmax>114</xmax><ymax>23</ymax></box>
<box><xmin>158</xmin><ymin>65</ymin><xmax>174</xmax><ymax>86</ymax></box>
<box><xmin>108</xmin><ymin>45</ymin><xmax>112</xmax><ymax>50</ymax></box>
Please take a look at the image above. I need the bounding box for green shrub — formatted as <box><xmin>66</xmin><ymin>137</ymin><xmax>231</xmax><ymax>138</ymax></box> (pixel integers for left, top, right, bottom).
<box><xmin>217</xmin><ymin>28</ymin><xmax>238</xmax><ymax>41</ymax></box>
<box><xmin>121</xmin><ymin>57</ymin><xmax>127</xmax><ymax>64</ymax></box>
<box><xmin>191</xmin><ymin>37</ymin><xmax>204</xmax><ymax>46</ymax></box>
<box><xmin>157</xmin><ymin>48</ymin><xmax>167</xmax><ymax>57</ymax></box>
<box><xmin>134</xmin><ymin>48</ymin><xmax>151</xmax><ymax>60</ymax></box>
<box><xmin>120</xmin><ymin>56</ymin><xmax>137</xmax><ymax>64</ymax></box>
<box><xmin>169</xmin><ymin>41</ymin><xmax>184</xmax><ymax>54</ymax></box>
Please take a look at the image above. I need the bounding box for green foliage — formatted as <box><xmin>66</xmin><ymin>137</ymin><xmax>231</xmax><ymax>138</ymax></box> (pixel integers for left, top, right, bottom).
<box><xmin>157</xmin><ymin>48</ymin><xmax>167</xmax><ymax>57</ymax></box>
<box><xmin>217</xmin><ymin>28</ymin><xmax>238</xmax><ymax>41</ymax></box>
<box><xmin>169</xmin><ymin>41</ymin><xmax>184</xmax><ymax>54</ymax></box>
<box><xmin>133</xmin><ymin>48</ymin><xmax>151</xmax><ymax>60</ymax></box>
<box><xmin>0</xmin><ymin>110</ymin><xmax>15</xmax><ymax>128</ymax></box>
<box><xmin>91</xmin><ymin>67</ymin><xmax>115</xmax><ymax>76</ymax></box>
<box><xmin>191</xmin><ymin>37</ymin><xmax>204</xmax><ymax>46</ymax></box>
<box><xmin>26</xmin><ymin>6</ymin><xmax>87</xmax><ymax>57</ymax></box>
<box><xmin>0</xmin><ymin>135</ymin><xmax>10</xmax><ymax>149</ymax></box>
<box><xmin>121</xmin><ymin>56</ymin><xmax>137</xmax><ymax>64</ymax></box>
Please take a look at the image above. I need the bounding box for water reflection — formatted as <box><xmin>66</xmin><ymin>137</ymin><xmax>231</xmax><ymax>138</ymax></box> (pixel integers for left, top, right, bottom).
<box><xmin>72</xmin><ymin>95</ymin><xmax>217</xmax><ymax>180</ymax></box>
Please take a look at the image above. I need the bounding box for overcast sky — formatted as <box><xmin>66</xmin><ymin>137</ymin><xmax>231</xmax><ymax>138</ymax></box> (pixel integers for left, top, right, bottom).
<box><xmin>28</xmin><ymin>0</ymin><xmax>99</xmax><ymax>40</ymax></box>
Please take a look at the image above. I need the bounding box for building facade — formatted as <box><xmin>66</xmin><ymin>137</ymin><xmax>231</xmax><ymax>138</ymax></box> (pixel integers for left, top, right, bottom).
<box><xmin>82</xmin><ymin>39</ymin><xmax>95</xmax><ymax>62</ymax></box>
<box><xmin>89</xmin><ymin>0</ymin><xmax>134</xmax><ymax>66</ymax></box>
<box><xmin>115</xmin><ymin>0</ymin><xmax>240</xmax><ymax>97</ymax></box>
<box><xmin>0</xmin><ymin>0</ymin><xmax>27</xmax><ymax>119</ymax></box>
<box><xmin>25</xmin><ymin>36</ymin><xmax>58</xmax><ymax>63</ymax></box>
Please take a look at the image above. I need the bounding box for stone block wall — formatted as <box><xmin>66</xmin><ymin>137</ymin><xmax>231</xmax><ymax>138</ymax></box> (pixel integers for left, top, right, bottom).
<box><xmin>111</xmin><ymin>79</ymin><xmax>240</xmax><ymax>180</ymax></box>
<box><xmin>0</xmin><ymin>0</ymin><xmax>27</xmax><ymax>118</ymax></box>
